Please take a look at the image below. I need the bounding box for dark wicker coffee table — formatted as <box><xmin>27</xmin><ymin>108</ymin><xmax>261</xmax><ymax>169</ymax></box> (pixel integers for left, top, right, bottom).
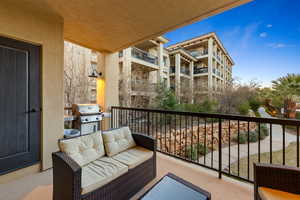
<box><xmin>139</xmin><ymin>173</ymin><xmax>211</xmax><ymax>200</ymax></box>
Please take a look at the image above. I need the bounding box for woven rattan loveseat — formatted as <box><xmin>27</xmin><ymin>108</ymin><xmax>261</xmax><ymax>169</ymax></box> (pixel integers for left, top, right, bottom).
<box><xmin>52</xmin><ymin>127</ymin><xmax>156</xmax><ymax>200</ymax></box>
<box><xmin>254</xmin><ymin>163</ymin><xmax>300</xmax><ymax>200</ymax></box>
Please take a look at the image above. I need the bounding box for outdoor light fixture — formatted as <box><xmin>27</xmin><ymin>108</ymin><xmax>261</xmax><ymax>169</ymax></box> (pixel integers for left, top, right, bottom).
<box><xmin>89</xmin><ymin>63</ymin><xmax>102</xmax><ymax>78</ymax></box>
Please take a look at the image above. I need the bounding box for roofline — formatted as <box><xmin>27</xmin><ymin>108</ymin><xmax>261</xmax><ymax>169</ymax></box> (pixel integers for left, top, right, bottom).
<box><xmin>168</xmin><ymin>49</ymin><xmax>197</xmax><ymax>62</ymax></box>
<box><xmin>157</xmin><ymin>36</ymin><xmax>169</xmax><ymax>44</ymax></box>
<box><xmin>166</xmin><ymin>32</ymin><xmax>234</xmax><ymax>65</ymax></box>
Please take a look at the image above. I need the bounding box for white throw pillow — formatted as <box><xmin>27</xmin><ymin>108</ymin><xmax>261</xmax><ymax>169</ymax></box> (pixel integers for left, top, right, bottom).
<box><xmin>59</xmin><ymin>131</ymin><xmax>105</xmax><ymax>166</ymax></box>
<box><xmin>102</xmin><ymin>127</ymin><xmax>136</xmax><ymax>157</ymax></box>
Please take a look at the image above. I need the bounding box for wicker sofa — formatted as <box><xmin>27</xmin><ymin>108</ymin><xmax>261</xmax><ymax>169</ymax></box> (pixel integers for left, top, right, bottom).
<box><xmin>52</xmin><ymin>127</ymin><xmax>156</xmax><ymax>200</ymax></box>
<box><xmin>254</xmin><ymin>163</ymin><xmax>300</xmax><ymax>200</ymax></box>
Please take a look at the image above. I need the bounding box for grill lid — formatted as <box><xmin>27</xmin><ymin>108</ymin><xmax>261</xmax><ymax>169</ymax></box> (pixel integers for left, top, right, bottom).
<box><xmin>72</xmin><ymin>104</ymin><xmax>101</xmax><ymax>115</ymax></box>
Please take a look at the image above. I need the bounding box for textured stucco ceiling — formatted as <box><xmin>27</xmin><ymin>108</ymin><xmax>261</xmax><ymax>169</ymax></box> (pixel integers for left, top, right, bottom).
<box><xmin>7</xmin><ymin>0</ymin><xmax>252</xmax><ymax>52</ymax></box>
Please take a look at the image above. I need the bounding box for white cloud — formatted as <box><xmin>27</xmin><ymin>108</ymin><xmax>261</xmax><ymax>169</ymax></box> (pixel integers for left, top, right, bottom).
<box><xmin>266</xmin><ymin>24</ymin><xmax>273</xmax><ymax>28</ymax></box>
<box><xmin>259</xmin><ymin>32</ymin><xmax>267</xmax><ymax>38</ymax></box>
<box><xmin>268</xmin><ymin>43</ymin><xmax>286</xmax><ymax>48</ymax></box>
<box><xmin>240</xmin><ymin>23</ymin><xmax>260</xmax><ymax>48</ymax></box>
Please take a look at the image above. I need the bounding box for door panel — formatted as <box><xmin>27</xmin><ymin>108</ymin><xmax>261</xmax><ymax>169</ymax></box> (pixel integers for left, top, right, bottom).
<box><xmin>0</xmin><ymin>36</ymin><xmax>41</xmax><ymax>174</ymax></box>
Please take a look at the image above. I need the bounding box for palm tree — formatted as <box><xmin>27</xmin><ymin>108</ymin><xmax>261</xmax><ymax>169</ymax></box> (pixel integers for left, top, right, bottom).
<box><xmin>272</xmin><ymin>74</ymin><xmax>300</xmax><ymax>118</ymax></box>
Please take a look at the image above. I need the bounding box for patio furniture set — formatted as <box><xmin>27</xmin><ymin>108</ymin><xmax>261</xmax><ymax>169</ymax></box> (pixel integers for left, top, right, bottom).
<box><xmin>52</xmin><ymin>126</ymin><xmax>300</xmax><ymax>200</ymax></box>
<box><xmin>52</xmin><ymin>126</ymin><xmax>210</xmax><ymax>200</ymax></box>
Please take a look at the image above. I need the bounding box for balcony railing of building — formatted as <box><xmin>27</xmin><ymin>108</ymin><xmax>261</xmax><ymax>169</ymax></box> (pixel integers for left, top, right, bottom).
<box><xmin>170</xmin><ymin>66</ymin><xmax>175</xmax><ymax>74</ymax></box>
<box><xmin>190</xmin><ymin>49</ymin><xmax>208</xmax><ymax>57</ymax></box>
<box><xmin>180</xmin><ymin>67</ymin><xmax>190</xmax><ymax>76</ymax></box>
<box><xmin>131</xmin><ymin>47</ymin><xmax>158</xmax><ymax>65</ymax></box>
<box><xmin>119</xmin><ymin>51</ymin><xmax>123</xmax><ymax>58</ymax></box>
<box><xmin>111</xmin><ymin>107</ymin><xmax>300</xmax><ymax>184</ymax></box>
<box><xmin>170</xmin><ymin>66</ymin><xmax>190</xmax><ymax>76</ymax></box>
<box><xmin>194</xmin><ymin>67</ymin><xmax>208</xmax><ymax>74</ymax></box>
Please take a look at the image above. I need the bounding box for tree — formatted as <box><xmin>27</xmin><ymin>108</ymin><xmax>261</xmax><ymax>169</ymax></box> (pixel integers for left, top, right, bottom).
<box><xmin>272</xmin><ymin>74</ymin><xmax>300</xmax><ymax>97</ymax></box>
<box><xmin>271</xmin><ymin>74</ymin><xmax>300</xmax><ymax>118</ymax></box>
<box><xmin>217</xmin><ymin>79</ymin><xmax>259</xmax><ymax>115</ymax></box>
<box><xmin>152</xmin><ymin>82</ymin><xmax>178</xmax><ymax>110</ymax></box>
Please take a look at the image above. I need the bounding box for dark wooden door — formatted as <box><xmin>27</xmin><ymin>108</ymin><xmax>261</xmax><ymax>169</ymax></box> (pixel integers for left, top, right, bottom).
<box><xmin>0</xmin><ymin>36</ymin><xmax>41</xmax><ymax>175</ymax></box>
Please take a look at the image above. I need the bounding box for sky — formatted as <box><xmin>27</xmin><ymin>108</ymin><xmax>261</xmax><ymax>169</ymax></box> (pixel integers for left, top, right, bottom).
<box><xmin>164</xmin><ymin>0</ymin><xmax>300</xmax><ymax>87</ymax></box>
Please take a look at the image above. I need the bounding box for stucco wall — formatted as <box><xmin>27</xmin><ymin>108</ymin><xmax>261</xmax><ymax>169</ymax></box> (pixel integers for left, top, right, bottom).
<box><xmin>0</xmin><ymin>2</ymin><xmax>64</xmax><ymax>171</ymax></box>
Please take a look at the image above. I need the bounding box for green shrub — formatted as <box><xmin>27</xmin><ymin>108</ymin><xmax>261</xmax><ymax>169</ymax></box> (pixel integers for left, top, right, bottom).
<box><xmin>296</xmin><ymin>112</ymin><xmax>300</xmax><ymax>120</ymax></box>
<box><xmin>232</xmin><ymin>132</ymin><xmax>248</xmax><ymax>144</ymax></box>
<box><xmin>196</xmin><ymin>143</ymin><xmax>209</xmax><ymax>155</ymax></box>
<box><xmin>185</xmin><ymin>143</ymin><xmax>209</xmax><ymax>161</ymax></box>
<box><xmin>198</xmin><ymin>99</ymin><xmax>218</xmax><ymax>113</ymax></box>
<box><xmin>259</xmin><ymin>124</ymin><xmax>269</xmax><ymax>139</ymax></box>
<box><xmin>248</xmin><ymin>131</ymin><xmax>259</xmax><ymax>143</ymax></box>
<box><xmin>238</xmin><ymin>102</ymin><xmax>250</xmax><ymax>115</ymax></box>
<box><xmin>249</xmin><ymin>97</ymin><xmax>261</xmax><ymax>112</ymax></box>
<box><xmin>232</xmin><ymin>124</ymin><xmax>269</xmax><ymax>144</ymax></box>
<box><xmin>185</xmin><ymin>145</ymin><xmax>198</xmax><ymax>161</ymax></box>
<box><xmin>176</xmin><ymin>99</ymin><xmax>218</xmax><ymax>113</ymax></box>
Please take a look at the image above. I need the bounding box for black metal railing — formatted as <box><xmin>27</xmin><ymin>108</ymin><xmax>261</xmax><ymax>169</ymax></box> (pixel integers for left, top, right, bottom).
<box><xmin>194</xmin><ymin>67</ymin><xmax>208</xmax><ymax>74</ymax></box>
<box><xmin>131</xmin><ymin>47</ymin><xmax>158</xmax><ymax>65</ymax></box>
<box><xmin>170</xmin><ymin>66</ymin><xmax>175</xmax><ymax>74</ymax></box>
<box><xmin>190</xmin><ymin>50</ymin><xmax>208</xmax><ymax>57</ymax></box>
<box><xmin>180</xmin><ymin>68</ymin><xmax>190</xmax><ymax>76</ymax></box>
<box><xmin>110</xmin><ymin>107</ymin><xmax>300</xmax><ymax>183</ymax></box>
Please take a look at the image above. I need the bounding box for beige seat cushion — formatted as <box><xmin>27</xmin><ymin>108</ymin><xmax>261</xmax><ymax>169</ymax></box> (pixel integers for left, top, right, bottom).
<box><xmin>81</xmin><ymin>157</ymin><xmax>128</xmax><ymax>195</ymax></box>
<box><xmin>102</xmin><ymin>127</ymin><xmax>136</xmax><ymax>157</ymax></box>
<box><xmin>112</xmin><ymin>146</ymin><xmax>153</xmax><ymax>169</ymax></box>
<box><xmin>258</xmin><ymin>187</ymin><xmax>300</xmax><ymax>200</ymax></box>
<box><xmin>59</xmin><ymin>131</ymin><xmax>105</xmax><ymax>166</ymax></box>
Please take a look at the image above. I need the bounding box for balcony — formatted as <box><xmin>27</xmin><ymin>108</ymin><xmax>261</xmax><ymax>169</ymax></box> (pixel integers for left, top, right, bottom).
<box><xmin>131</xmin><ymin>47</ymin><xmax>158</xmax><ymax>65</ymax></box>
<box><xmin>118</xmin><ymin>51</ymin><xmax>123</xmax><ymax>57</ymax></box>
<box><xmin>112</xmin><ymin>107</ymin><xmax>300</xmax><ymax>184</ymax></box>
<box><xmin>180</xmin><ymin>68</ymin><xmax>190</xmax><ymax>76</ymax></box>
<box><xmin>3</xmin><ymin>107</ymin><xmax>300</xmax><ymax>200</ymax></box>
<box><xmin>190</xmin><ymin>49</ymin><xmax>208</xmax><ymax>58</ymax></box>
<box><xmin>170</xmin><ymin>66</ymin><xmax>175</xmax><ymax>74</ymax></box>
<box><xmin>1</xmin><ymin>152</ymin><xmax>252</xmax><ymax>200</ymax></box>
<box><xmin>194</xmin><ymin>67</ymin><xmax>208</xmax><ymax>74</ymax></box>
<box><xmin>170</xmin><ymin>66</ymin><xmax>190</xmax><ymax>76</ymax></box>
<box><xmin>131</xmin><ymin>80</ymin><xmax>156</xmax><ymax>92</ymax></box>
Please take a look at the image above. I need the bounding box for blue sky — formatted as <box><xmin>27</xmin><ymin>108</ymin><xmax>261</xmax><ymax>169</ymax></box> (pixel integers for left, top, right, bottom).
<box><xmin>164</xmin><ymin>0</ymin><xmax>300</xmax><ymax>87</ymax></box>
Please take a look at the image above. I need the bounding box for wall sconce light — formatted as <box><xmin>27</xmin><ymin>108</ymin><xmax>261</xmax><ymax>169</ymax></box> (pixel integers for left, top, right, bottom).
<box><xmin>89</xmin><ymin>63</ymin><xmax>102</xmax><ymax>78</ymax></box>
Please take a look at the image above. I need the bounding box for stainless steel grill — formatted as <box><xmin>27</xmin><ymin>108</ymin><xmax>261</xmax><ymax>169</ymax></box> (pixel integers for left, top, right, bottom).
<box><xmin>72</xmin><ymin>104</ymin><xmax>103</xmax><ymax>135</ymax></box>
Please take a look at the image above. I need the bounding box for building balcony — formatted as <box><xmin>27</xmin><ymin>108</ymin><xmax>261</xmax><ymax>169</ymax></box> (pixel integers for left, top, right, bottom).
<box><xmin>2</xmin><ymin>152</ymin><xmax>252</xmax><ymax>200</ymax></box>
<box><xmin>3</xmin><ymin>106</ymin><xmax>300</xmax><ymax>200</ymax></box>
<box><xmin>180</xmin><ymin>68</ymin><xmax>190</xmax><ymax>76</ymax></box>
<box><xmin>169</xmin><ymin>66</ymin><xmax>190</xmax><ymax>76</ymax></box>
<box><xmin>131</xmin><ymin>47</ymin><xmax>158</xmax><ymax>65</ymax></box>
<box><xmin>190</xmin><ymin>49</ymin><xmax>208</xmax><ymax>58</ymax></box>
<box><xmin>131</xmin><ymin>80</ymin><xmax>156</xmax><ymax>93</ymax></box>
<box><xmin>194</xmin><ymin>67</ymin><xmax>208</xmax><ymax>74</ymax></box>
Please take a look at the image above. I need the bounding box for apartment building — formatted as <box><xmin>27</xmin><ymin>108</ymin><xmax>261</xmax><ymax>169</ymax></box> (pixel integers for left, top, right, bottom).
<box><xmin>119</xmin><ymin>32</ymin><xmax>234</xmax><ymax>106</ymax></box>
<box><xmin>119</xmin><ymin>36</ymin><xmax>170</xmax><ymax>107</ymax></box>
<box><xmin>167</xmin><ymin>32</ymin><xmax>234</xmax><ymax>103</ymax></box>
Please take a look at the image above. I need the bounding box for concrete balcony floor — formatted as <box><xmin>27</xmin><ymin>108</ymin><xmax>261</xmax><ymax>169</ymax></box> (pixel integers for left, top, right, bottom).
<box><xmin>0</xmin><ymin>153</ymin><xmax>252</xmax><ymax>200</ymax></box>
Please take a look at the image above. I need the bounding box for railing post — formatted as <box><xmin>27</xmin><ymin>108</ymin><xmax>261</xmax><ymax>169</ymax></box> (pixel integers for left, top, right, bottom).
<box><xmin>218</xmin><ymin>118</ymin><xmax>222</xmax><ymax>179</ymax></box>
<box><xmin>147</xmin><ymin>111</ymin><xmax>150</xmax><ymax>136</ymax></box>
<box><xmin>110</xmin><ymin>107</ymin><xmax>114</xmax><ymax>129</ymax></box>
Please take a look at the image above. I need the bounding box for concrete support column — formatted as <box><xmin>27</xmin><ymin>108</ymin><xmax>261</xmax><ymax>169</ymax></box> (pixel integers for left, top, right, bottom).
<box><xmin>123</xmin><ymin>48</ymin><xmax>132</xmax><ymax>107</ymax></box>
<box><xmin>208</xmin><ymin>38</ymin><xmax>214</xmax><ymax>98</ymax></box>
<box><xmin>166</xmin><ymin>55</ymin><xmax>171</xmax><ymax>88</ymax></box>
<box><xmin>157</xmin><ymin>42</ymin><xmax>164</xmax><ymax>83</ymax></box>
<box><xmin>97</xmin><ymin>52</ymin><xmax>119</xmax><ymax>129</ymax></box>
<box><xmin>175</xmin><ymin>53</ymin><xmax>181</xmax><ymax>102</ymax></box>
<box><xmin>189</xmin><ymin>61</ymin><xmax>194</xmax><ymax>103</ymax></box>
